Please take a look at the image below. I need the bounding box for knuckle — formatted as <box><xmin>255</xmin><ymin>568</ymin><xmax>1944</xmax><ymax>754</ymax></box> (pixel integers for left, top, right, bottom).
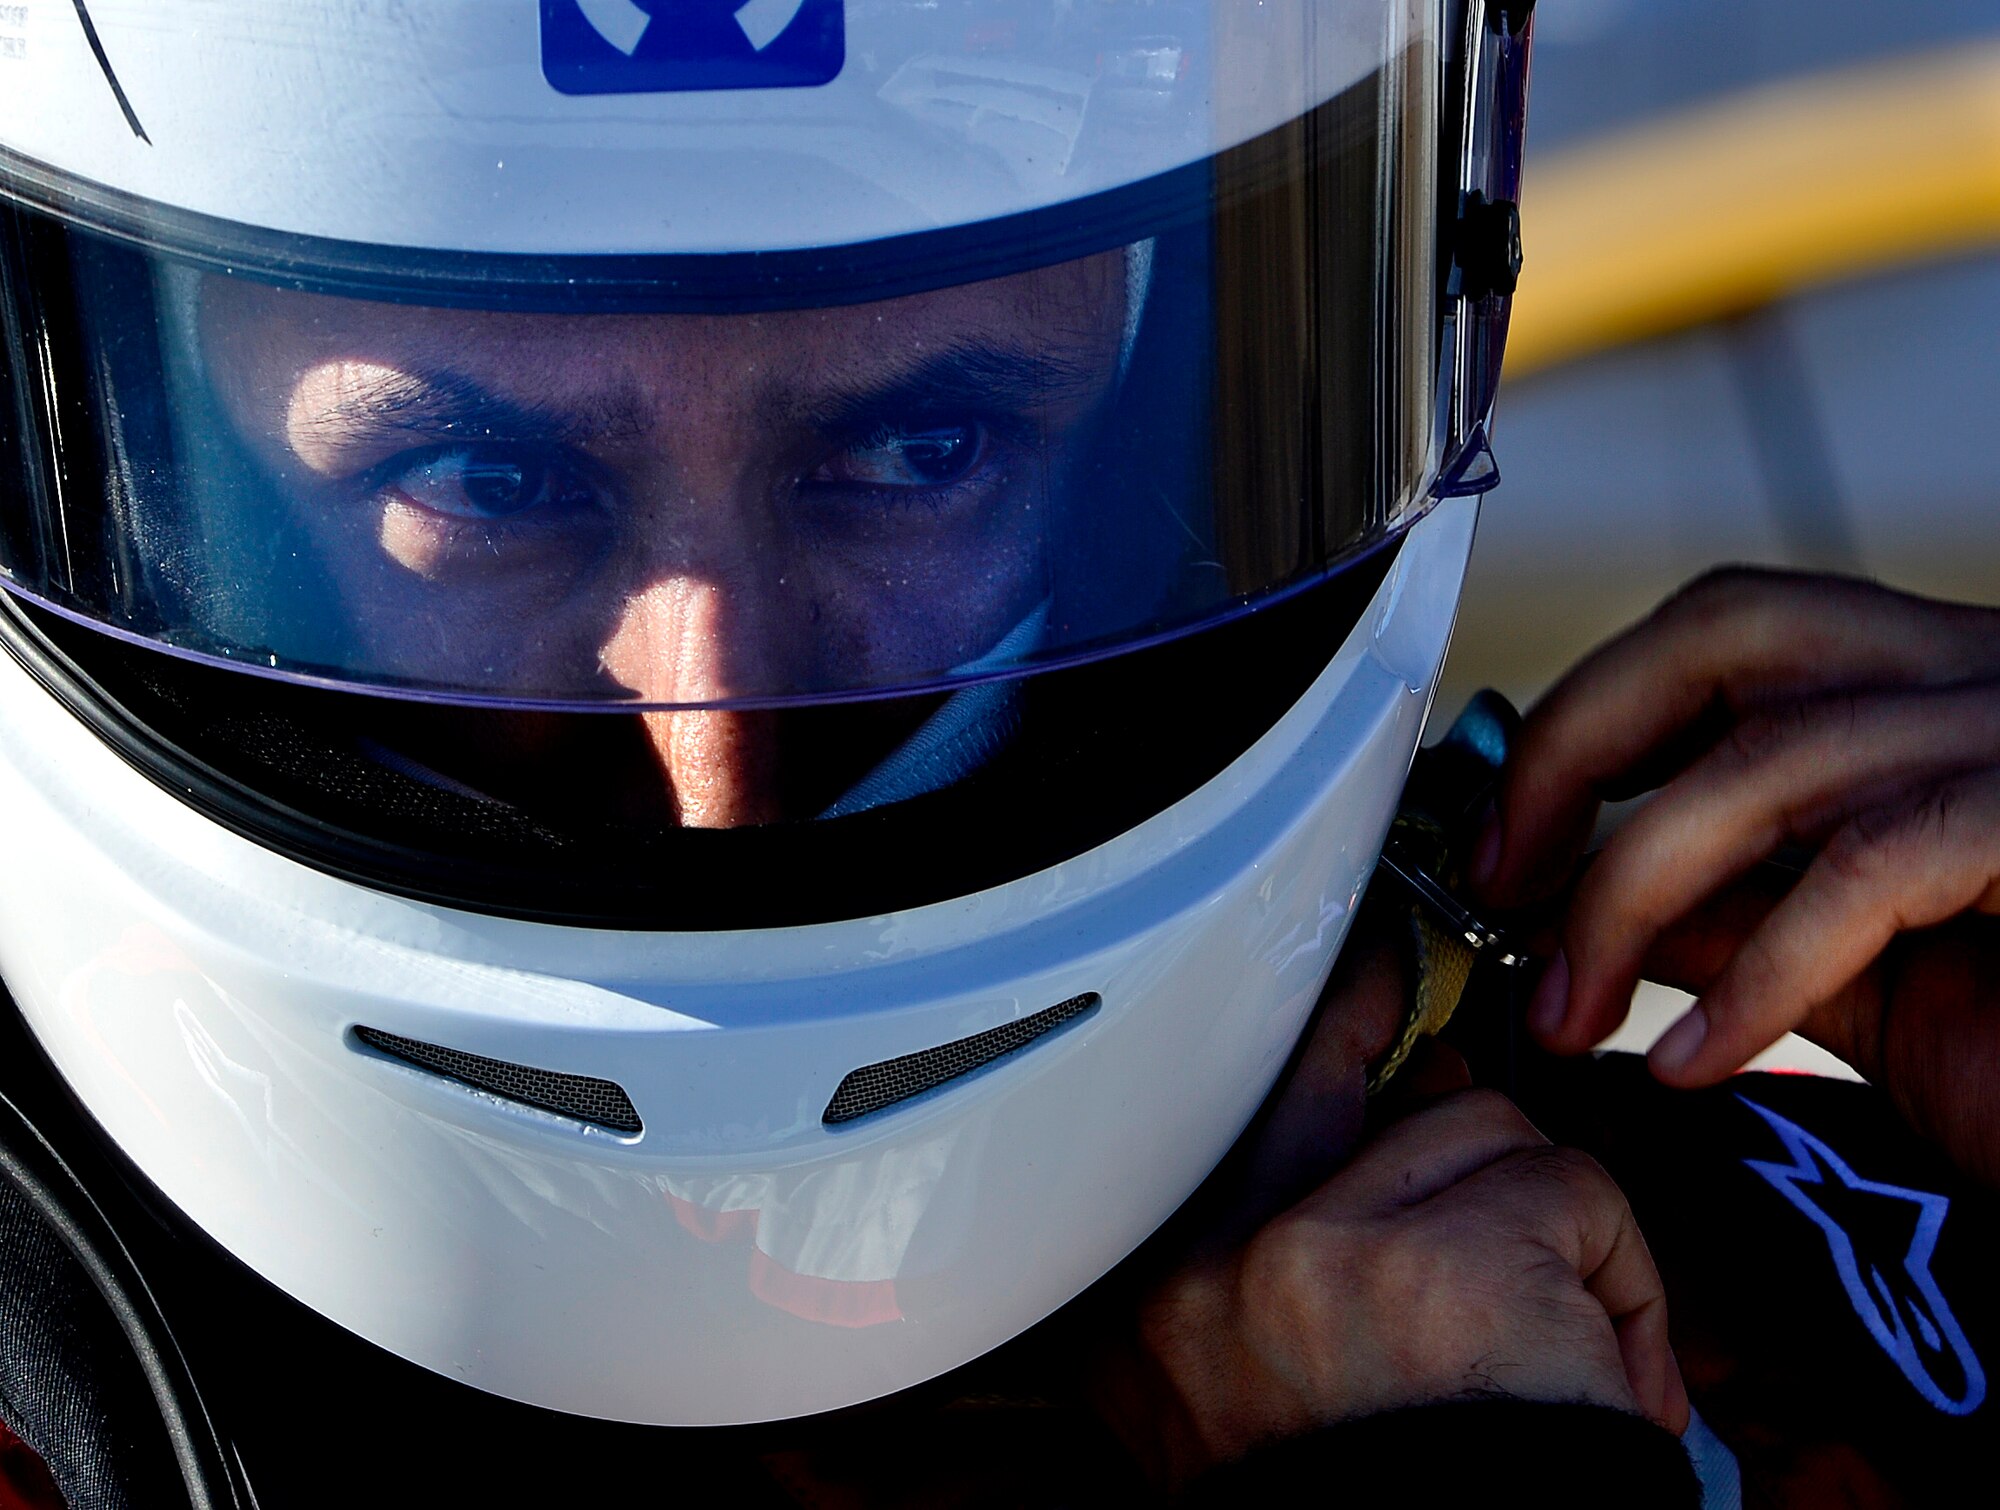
<box><xmin>1240</xmin><ymin>1209</ymin><xmax>1464</xmax><ymax>1339</ymax></box>
<box><xmin>1499</xmin><ymin>1144</ymin><xmax>1614</xmax><ymax>1205</ymax></box>
<box><xmin>1658</xmin><ymin>564</ymin><xmax>1785</xmax><ymax>630</ymax></box>
<box><xmin>1925</xmin><ymin>782</ymin><xmax>1967</xmax><ymax>844</ymax></box>
<box><xmin>1718</xmin><ymin>706</ymin><xmax>1791</xmax><ymax>769</ymax></box>
<box><xmin>1440</xmin><ymin>1085</ymin><xmax>1538</xmax><ymax>1139</ymax></box>
<box><xmin>1824</xmin><ymin>811</ymin><xmax>1894</xmax><ymax>881</ymax></box>
<box><xmin>1828</xmin><ymin>785</ymin><xmax>1958</xmax><ymax>880</ymax></box>
<box><xmin>1239</xmin><ymin>1215</ymin><xmax>1352</xmax><ymax>1322</ymax></box>
<box><xmin>1366</xmin><ymin>1212</ymin><xmax>1462</xmax><ymax>1313</ymax></box>
<box><xmin>1719</xmin><ymin>694</ymin><xmax>1854</xmax><ymax>774</ymax></box>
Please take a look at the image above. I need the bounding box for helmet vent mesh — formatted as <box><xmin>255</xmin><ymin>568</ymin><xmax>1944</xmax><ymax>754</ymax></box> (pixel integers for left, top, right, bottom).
<box><xmin>354</xmin><ymin>1027</ymin><xmax>643</xmax><ymax>1135</ymax></box>
<box><xmin>823</xmin><ymin>993</ymin><xmax>1100</xmax><ymax>1126</ymax></box>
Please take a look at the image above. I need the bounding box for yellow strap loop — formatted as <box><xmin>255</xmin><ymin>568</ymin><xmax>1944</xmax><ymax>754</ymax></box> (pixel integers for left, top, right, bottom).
<box><xmin>1365</xmin><ymin>907</ymin><xmax>1480</xmax><ymax>1098</ymax></box>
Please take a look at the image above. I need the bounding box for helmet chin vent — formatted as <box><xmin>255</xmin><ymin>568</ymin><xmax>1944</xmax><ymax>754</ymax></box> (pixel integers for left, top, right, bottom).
<box><xmin>353</xmin><ymin>1027</ymin><xmax>643</xmax><ymax>1136</ymax></box>
<box><xmin>824</xmin><ymin>993</ymin><xmax>1100</xmax><ymax>1126</ymax></box>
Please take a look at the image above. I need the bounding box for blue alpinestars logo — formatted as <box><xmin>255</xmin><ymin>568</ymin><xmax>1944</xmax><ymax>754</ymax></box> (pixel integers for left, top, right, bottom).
<box><xmin>541</xmin><ymin>1</ymin><xmax>844</xmax><ymax>95</ymax></box>
<box><xmin>1741</xmin><ymin>1097</ymin><xmax>1986</xmax><ymax>1414</ymax></box>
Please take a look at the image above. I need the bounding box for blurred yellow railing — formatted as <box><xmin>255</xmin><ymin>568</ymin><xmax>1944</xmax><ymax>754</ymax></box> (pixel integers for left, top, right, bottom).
<box><xmin>1504</xmin><ymin>41</ymin><xmax>2000</xmax><ymax>377</ymax></box>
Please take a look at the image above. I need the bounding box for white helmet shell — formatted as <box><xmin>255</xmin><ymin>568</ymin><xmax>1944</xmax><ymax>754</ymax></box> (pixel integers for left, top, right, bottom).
<box><xmin>0</xmin><ymin>0</ymin><xmax>1536</xmax><ymax>1439</ymax></box>
<box><xmin>0</xmin><ymin>0</ymin><xmax>1405</xmax><ymax>253</ymax></box>
<box><xmin>0</xmin><ymin>500</ymin><xmax>1474</xmax><ymax>1426</ymax></box>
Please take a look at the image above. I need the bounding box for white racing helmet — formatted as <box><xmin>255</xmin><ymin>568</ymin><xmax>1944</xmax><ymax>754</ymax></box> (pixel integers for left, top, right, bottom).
<box><xmin>0</xmin><ymin>0</ymin><xmax>1531</xmax><ymax>1463</ymax></box>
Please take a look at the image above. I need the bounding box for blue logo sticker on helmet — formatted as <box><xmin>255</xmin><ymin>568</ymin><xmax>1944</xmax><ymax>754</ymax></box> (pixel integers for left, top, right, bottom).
<box><xmin>541</xmin><ymin>0</ymin><xmax>844</xmax><ymax>95</ymax></box>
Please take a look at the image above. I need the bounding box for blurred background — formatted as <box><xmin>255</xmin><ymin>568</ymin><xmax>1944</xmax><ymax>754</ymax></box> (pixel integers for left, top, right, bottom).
<box><xmin>1448</xmin><ymin>0</ymin><xmax>2000</xmax><ymax>711</ymax></box>
<box><xmin>1447</xmin><ymin>0</ymin><xmax>2000</xmax><ymax>1069</ymax></box>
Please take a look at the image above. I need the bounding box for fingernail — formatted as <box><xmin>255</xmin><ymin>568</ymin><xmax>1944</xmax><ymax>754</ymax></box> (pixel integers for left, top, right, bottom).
<box><xmin>1650</xmin><ymin>1006</ymin><xmax>1708</xmax><ymax>1076</ymax></box>
<box><xmin>1526</xmin><ymin>950</ymin><xmax>1568</xmax><ymax>1038</ymax></box>
<box><xmin>1467</xmin><ymin>801</ymin><xmax>1502</xmax><ymax>893</ymax></box>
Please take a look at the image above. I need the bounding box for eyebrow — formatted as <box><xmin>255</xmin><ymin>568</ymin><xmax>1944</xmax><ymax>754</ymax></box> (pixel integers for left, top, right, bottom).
<box><xmin>296</xmin><ymin>340</ymin><xmax>1108</xmax><ymax>456</ymax></box>
<box><xmin>808</xmin><ymin>342</ymin><xmax>1106</xmax><ymax>433</ymax></box>
<box><xmin>301</xmin><ymin>367</ymin><xmax>650</xmax><ymax>451</ymax></box>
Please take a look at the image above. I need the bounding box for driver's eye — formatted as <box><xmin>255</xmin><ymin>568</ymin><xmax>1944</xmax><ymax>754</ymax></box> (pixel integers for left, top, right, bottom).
<box><xmin>375</xmin><ymin>444</ymin><xmax>593</xmax><ymax>521</ymax></box>
<box><xmin>816</xmin><ymin>421</ymin><xmax>986</xmax><ymax>490</ymax></box>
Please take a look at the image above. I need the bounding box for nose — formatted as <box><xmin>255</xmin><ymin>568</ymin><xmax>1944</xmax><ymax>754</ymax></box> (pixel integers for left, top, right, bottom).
<box><xmin>639</xmin><ymin>703</ymin><xmax>780</xmax><ymax>829</ymax></box>
<box><xmin>600</xmin><ymin>572</ymin><xmax>786</xmax><ymax>830</ymax></box>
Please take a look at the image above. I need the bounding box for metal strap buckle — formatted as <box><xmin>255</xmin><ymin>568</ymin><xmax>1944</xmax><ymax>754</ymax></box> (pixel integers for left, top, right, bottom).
<box><xmin>1377</xmin><ymin>842</ymin><xmax>1531</xmax><ymax>971</ymax></box>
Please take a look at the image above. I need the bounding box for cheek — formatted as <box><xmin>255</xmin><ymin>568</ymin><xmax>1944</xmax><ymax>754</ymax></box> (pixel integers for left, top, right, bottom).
<box><xmin>803</xmin><ymin>505</ymin><xmax>1049</xmax><ymax>679</ymax></box>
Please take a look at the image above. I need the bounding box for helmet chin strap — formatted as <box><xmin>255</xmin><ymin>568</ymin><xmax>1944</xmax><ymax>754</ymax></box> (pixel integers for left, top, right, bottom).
<box><xmin>818</xmin><ymin>600</ymin><xmax>1049</xmax><ymax>820</ymax></box>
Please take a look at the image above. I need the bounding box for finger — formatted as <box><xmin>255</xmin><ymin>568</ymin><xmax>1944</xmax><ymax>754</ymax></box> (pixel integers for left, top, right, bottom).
<box><xmin>1456</xmin><ymin>1147</ymin><xmax>1674</xmax><ymax>1425</ymax></box>
<box><xmin>1534</xmin><ymin>683</ymin><xmax>2000</xmax><ymax>1052</ymax></box>
<box><xmin>1616</xmin><ymin>1304</ymin><xmax>1689</xmax><ymax>1434</ymax></box>
<box><xmin>1649</xmin><ymin>771</ymin><xmax>2000</xmax><ymax>1086</ymax></box>
<box><xmin>1661</xmin><ymin>1338</ymin><xmax>1691</xmax><ymax>1436</ymax></box>
<box><xmin>1638</xmin><ymin>870</ymin><xmax>1787</xmax><ymax>996</ymax></box>
<box><xmin>1303</xmin><ymin>1087</ymin><xmax>1544</xmax><ymax>1214</ymax></box>
<box><xmin>1641</xmin><ymin>878</ymin><xmax>1894</xmax><ymax>1087</ymax></box>
<box><xmin>1476</xmin><ymin>570</ymin><xmax>1999</xmax><ymax>911</ymax></box>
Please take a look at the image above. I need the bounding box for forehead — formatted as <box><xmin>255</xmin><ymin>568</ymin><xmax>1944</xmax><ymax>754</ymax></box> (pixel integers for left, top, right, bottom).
<box><xmin>197</xmin><ymin>253</ymin><xmax>1129</xmax><ymax>402</ymax></box>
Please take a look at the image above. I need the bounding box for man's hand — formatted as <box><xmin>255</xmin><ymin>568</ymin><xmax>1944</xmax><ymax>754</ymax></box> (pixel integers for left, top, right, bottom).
<box><xmin>1471</xmin><ymin>567</ymin><xmax>2000</xmax><ymax>1183</ymax></box>
<box><xmin>1088</xmin><ymin>926</ymin><xmax>1685</xmax><ymax>1489</ymax></box>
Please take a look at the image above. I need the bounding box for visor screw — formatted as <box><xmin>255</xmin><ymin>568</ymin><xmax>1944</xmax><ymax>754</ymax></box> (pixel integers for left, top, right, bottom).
<box><xmin>1450</xmin><ymin>191</ymin><xmax>1523</xmax><ymax>301</ymax></box>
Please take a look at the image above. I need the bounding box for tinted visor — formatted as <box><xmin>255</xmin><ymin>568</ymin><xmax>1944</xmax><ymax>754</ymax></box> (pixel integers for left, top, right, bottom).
<box><xmin>0</xmin><ymin>56</ymin><xmax>1437</xmax><ymax>714</ymax></box>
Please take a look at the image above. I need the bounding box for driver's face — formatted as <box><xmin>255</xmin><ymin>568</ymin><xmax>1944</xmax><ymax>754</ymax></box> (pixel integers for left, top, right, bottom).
<box><xmin>198</xmin><ymin>254</ymin><xmax>1128</xmax><ymax>827</ymax></box>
